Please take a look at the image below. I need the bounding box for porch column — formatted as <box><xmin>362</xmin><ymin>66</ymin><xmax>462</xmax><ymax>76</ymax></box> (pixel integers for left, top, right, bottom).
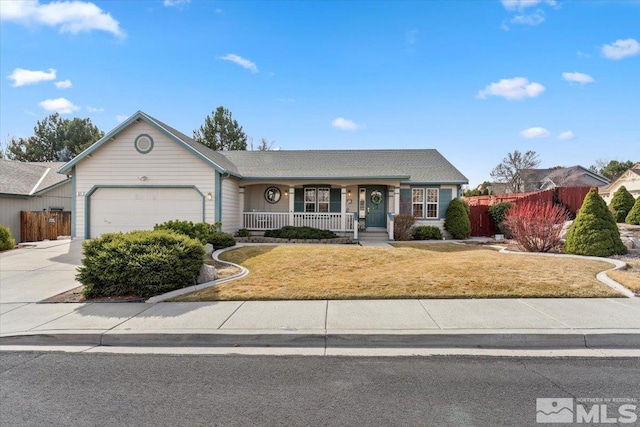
<box><xmin>341</xmin><ymin>186</ymin><xmax>347</xmax><ymax>233</ymax></box>
<box><xmin>239</xmin><ymin>187</ymin><xmax>245</xmax><ymax>229</ymax></box>
<box><xmin>289</xmin><ymin>186</ymin><xmax>295</xmax><ymax>227</ymax></box>
<box><xmin>391</xmin><ymin>187</ymin><xmax>400</xmax><ymax>240</ymax></box>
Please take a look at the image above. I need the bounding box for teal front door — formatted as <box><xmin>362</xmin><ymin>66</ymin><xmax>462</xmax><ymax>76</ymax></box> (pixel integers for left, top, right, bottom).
<box><xmin>364</xmin><ymin>186</ymin><xmax>386</xmax><ymax>228</ymax></box>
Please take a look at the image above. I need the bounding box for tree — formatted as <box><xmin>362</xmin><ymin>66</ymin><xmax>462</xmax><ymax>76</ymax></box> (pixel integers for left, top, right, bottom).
<box><xmin>490</xmin><ymin>150</ymin><xmax>540</xmax><ymax>193</ymax></box>
<box><xmin>565</xmin><ymin>189</ymin><xmax>626</xmax><ymax>257</ymax></box>
<box><xmin>250</xmin><ymin>137</ymin><xmax>275</xmax><ymax>151</ymax></box>
<box><xmin>463</xmin><ymin>181</ymin><xmax>492</xmax><ymax>197</ymax></box>
<box><xmin>193</xmin><ymin>106</ymin><xmax>247</xmax><ymax>151</ymax></box>
<box><xmin>610</xmin><ymin>186</ymin><xmax>636</xmax><ymax>223</ymax></box>
<box><xmin>626</xmin><ymin>197</ymin><xmax>640</xmax><ymax>225</ymax></box>
<box><xmin>444</xmin><ymin>198</ymin><xmax>471</xmax><ymax>239</ymax></box>
<box><xmin>5</xmin><ymin>113</ymin><xmax>103</xmax><ymax>162</ymax></box>
<box><xmin>591</xmin><ymin>159</ymin><xmax>634</xmax><ymax>181</ymax></box>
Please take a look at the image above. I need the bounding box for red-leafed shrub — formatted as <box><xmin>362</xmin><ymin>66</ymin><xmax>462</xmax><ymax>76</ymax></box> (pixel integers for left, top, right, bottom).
<box><xmin>504</xmin><ymin>202</ymin><xmax>570</xmax><ymax>252</ymax></box>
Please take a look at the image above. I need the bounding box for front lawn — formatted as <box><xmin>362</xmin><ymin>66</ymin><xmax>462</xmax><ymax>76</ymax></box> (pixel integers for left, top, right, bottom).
<box><xmin>607</xmin><ymin>258</ymin><xmax>640</xmax><ymax>294</ymax></box>
<box><xmin>171</xmin><ymin>243</ymin><xmax>621</xmax><ymax>301</ymax></box>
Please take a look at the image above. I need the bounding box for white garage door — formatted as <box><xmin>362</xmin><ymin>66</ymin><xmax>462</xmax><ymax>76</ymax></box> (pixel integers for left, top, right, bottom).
<box><xmin>89</xmin><ymin>187</ymin><xmax>203</xmax><ymax>237</ymax></box>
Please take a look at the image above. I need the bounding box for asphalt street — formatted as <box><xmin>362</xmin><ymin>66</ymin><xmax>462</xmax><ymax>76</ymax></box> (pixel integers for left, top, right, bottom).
<box><xmin>1</xmin><ymin>352</ymin><xmax>638</xmax><ymax>426</ymax></box>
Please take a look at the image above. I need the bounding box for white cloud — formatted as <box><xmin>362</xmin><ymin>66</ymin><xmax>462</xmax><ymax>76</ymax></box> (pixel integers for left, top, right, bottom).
<box><xmin>562</xmin><ymin>72</ymin><xmax>595</xmax><ymax>84</ymax></box>
<box><xmin>86</xmin><ymin>106</ymin><xmax>104</xmax><ymax>113</ymax></box>
<box><xmin>7</xmin><ymin>68</ymin><xmax>56</xmax><ymax>87</ymax></box>
<box><xmin>509</xmin><ymin>10</ymin><xmax>545</xmax><ymax>26</ymax></box>
<box><xmin>55</xmin><ymin>79</ymin><xmax>72</xmax><ymax>89</ymax></box>
<box><xmin>163</xmin><ymin>0</ymin><xmax>190</xmax><ymax>7</ymax></box>
<box><xmin>219</xmin><ymin>54</ymin><xmax>258</xmax><ymax>73</ymax></box>
<box><xmin>520</xmin><ymin>127</ymin><xmax>550</xmax><ymax>138</ymax></box>
<box><xmin>601</xmin><ymin>38</ymin><xmax>640</xmax><ymax>60</ymax></box>
<box><xmin>477</xmin><ymin>77</ymin><xmax>545</xmax><ymax>100</ymax></box>
<box><xmin>331</xmin><ymin>117</ymin><xmax>365</xmax><ymax>131</ymax></box>
<box><xmin>0</xmin><ymin>0</ymin><xmax>124</xmax><ymax>38</ymax></box>
<box><xmin>116</xmin><ymin>115</ymin><xmax>129</xmax><ymax>123</ymax></box>
<box><xmin>215</xmin><ymin>8</ymin><xmax>223</xmax><ymax>14</ymax></box>
<box><xmin>501</xmin><ymin>0</ymin><xmax>556</xmax><ymax>11</ymax></box>
<box><xmin>558</xmin><ymin>130</ymin><xmax>574</xmax><ymax>140</ymax></box>
<box><xmin>38</xmin><ymin>97</ymin><xmax>80</xmax><ymax>114</ymax></box>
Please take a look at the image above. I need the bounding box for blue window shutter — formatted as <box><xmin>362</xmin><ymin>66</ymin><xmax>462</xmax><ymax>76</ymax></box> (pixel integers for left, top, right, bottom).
<box><xmin>294</xmin><ymin>190</ymin><xmax>304</xmax><ymax>212</ymax></box>
<box><xmin>439</xmin><ymin>188</ymin><xmax>452</xmax><ymax>219</ymax></box>
<box><xmin>399</xmin><ymin>189</ymin><xmax>411</xmax><ymax>215</ymax></box>
<box><xmin>330</xmin><ymin>188</ymin><xmax>341</xmax><ymax>212</ymax></box>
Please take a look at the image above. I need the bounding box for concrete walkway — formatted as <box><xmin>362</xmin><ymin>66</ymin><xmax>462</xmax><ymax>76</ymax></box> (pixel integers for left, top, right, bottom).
<box><xmin>2</xmin><ymin>239</ymin><xmax>639</xmax><ymax>351</ymax></box>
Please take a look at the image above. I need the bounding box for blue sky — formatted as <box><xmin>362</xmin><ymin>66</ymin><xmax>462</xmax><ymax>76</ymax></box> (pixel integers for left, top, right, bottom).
<box><xmin>1</xmin><ymin>0</ymin><xmax>638</xmax><ymax>186</ymax></box>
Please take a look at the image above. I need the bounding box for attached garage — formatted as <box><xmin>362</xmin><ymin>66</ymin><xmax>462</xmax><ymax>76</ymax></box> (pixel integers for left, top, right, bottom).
<box><xmin>87</xmin><ymin>186</ymin><xmax>204</xmax><ymax>238</ymax></box>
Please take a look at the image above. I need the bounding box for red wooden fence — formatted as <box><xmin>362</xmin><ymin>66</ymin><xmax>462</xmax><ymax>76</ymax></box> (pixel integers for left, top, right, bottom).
<box><xmin>464</xmin><ymin>187</ymin><xmax>593</xmax><ymax>237</ymax></box>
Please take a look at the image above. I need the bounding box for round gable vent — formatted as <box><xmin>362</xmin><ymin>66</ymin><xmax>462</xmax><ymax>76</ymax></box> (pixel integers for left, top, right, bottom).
<box><xmin>134</xmin><ymin>134</ymin><xmax>154</xmax><ymax>154</ymax></box>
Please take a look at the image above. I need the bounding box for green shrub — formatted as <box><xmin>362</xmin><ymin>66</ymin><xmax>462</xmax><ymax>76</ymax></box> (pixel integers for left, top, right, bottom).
<box><xmin>154</xmin><ymin>219</ymin><xmax>235</xmax><ymax>249</ymax></box>
<box><xmin>565</xmin><ymin>189</ymin><xmax>626</xmax><ymax>257</ymax></box>
<box><xmin>412</xmin><ymin>225</ymin><xmax>442</xmax><ymax>240</ymax></box>
<box><xmin>237</xmin><ymin>228</ymin><xmax>251</xmax><ymax>237</ymax></box>
<box><xmin>0</xmin><ymin>224</ymin><xmax>16</xmax><ymax>251</ymax></box>
<box><xmin>609</xmin><ymin>186</ymin><xmax>635</xmax><ymax>223</ymax></box>
<box><xmin>444</xmin><ymin>198</ymin><xmax>471</xmax><ymax>239</ymax></box>
<box><xmin>264</xmin><ymin>226</ymin><xmax>337</xmax><ymax>239</ymax></box>
<box><xmin>208</xmin><ymin>231</ymin><xmax>236</xmax><ymax>249</ymax></box>
<box><xmin>626</xmin><ymin>197</ymin><xmax>640</xmax><ymax>225</ymax></box>
<box><xmin>77</xmin><ymin>230</ymin><xmax>205</xmax><ymax>299</ymax></box>
<box><xmin>488</xmin><ymin>202</ymin><xmax>513</xmax><ymax>237</ymax></box>
<box><xmin>393</xmin><ymin>214</ymin><xmax>415</xmax><ymax>241</ymax></box>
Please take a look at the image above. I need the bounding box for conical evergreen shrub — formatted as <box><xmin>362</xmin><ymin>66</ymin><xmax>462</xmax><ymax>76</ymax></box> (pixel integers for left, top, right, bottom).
<box><xmin>610</xmin><ymin>185</ymin><xmax>635</xmax><ymax>223</ymax></box>
<box><xmin>626</xmin><ymin>197</ymin><xmax>640</xmax><ymax>225</ymax></box>
<box><xmin>565</xmin><ymin>189</ymin><xmax>626</xmax><ymax>256</ymax></box>
<box><xmin>444</xmin><ymin>198</ymin><xmax>471</xmax><ymax>239</ymax></box>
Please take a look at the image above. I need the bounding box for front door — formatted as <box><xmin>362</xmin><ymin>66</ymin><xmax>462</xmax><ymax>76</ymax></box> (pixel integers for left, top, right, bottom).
<box><xmin>363</xmin><ymin>186</ymin><xmax>386</xmax><ymax>228</ymax></box>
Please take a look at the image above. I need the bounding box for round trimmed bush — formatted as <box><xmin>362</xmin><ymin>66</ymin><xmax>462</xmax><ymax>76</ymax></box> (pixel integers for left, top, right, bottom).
<box><xmin>626</xmin><ymin>197</ymin><xmax>640</xmax><ymax>225</ymax></box>
<box><xmin>444</xmin><ymin>198</ymin><xmax>471</xmax><ymax>239</ymax></box>
<box><xmin>77</xmin><ymin>230</ymin><xmax>205</xmax><ymax>299</ymax></box>
<box><xmin>154</xmin><ymin>219</ymin><xmax>235</xmax><ymax>250</ymax></box>
<box><xmin>610</xmin><ymin>186</ymin><xmax>635</xmax><ymax>223</ymax></box>
<box><xmin>413</xmin><ymin>225</ymin><xmax>442</xmax><ymax>240</ymax></box>
<box><xmin>565</xmin><ymin>189</ymin><xmax>626</xmax><ymax>257</ymax></box>
<box><xmin>0</xmin><ymin>224</ymin><xmax>16</xmax><ymax>251</ymax></box>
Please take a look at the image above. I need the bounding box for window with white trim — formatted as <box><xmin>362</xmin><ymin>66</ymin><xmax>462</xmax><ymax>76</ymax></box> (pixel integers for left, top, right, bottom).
<box><xmin>304</xmin><ymin>187</ymin><xmax>330</xmax><ymax>212</ymax></box>
<box><xmin>412</xmin><ymin>188</ymin><xmax>439</xmax><ymax>219</ymax></box>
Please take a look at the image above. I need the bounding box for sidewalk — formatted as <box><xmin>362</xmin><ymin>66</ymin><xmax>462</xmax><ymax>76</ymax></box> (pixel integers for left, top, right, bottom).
<box><xmin>2</xmin><ymin>298</ymin><xmax>640</xmax><ymax>350</ymax></box>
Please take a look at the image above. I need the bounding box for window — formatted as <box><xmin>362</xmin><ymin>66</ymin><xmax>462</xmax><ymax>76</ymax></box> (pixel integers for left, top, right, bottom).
<box><xmin>412</xmin><ymin>188</ymin><xmax>424</xmax><ymax>218</ymax></box>
<box><xmin>317</xmin><ymin>188</ymin><xmax>330</xmax><ymax>212</ymax></box>
<box><xmin>304</xmin><ymin>187</ymin><xmax>330</xmax><ymax>212</ymax></box>
<box><xmin>412</xmin><ymin>187</ymin><xmax>439</xmax><ymax>219</ymax></box>
<box><xmin>304</xmin><ymin>188</ymin><xmax>316</xmax><ymax>212</ymax></box>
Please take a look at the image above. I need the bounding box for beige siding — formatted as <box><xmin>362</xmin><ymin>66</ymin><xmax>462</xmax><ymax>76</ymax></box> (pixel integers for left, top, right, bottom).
<box><xmin>221</xmin><ymin>177</ymin><xmax>240</xmax><ymax>233</ymax></box>
<box><xmin>244</xmin><ymin>184</ymin><xmax>289</xmax><ymax>212</ymax></box>
<box><xmin>75</xmin><ymin>121</ymin><xmax>216</xmax><ymax>238</ymax></box>
<box><xmin>0</xmin><ymin>181</ymin><xmax>72</xmax><ymax>242</ymax></box>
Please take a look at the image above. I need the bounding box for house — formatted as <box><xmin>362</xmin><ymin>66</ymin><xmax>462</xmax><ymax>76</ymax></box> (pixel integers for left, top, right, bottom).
<box><xmin>599</xmin><ymin>162</ymin><xmax>640</xmax><ymax>204</ymax></box>
<box><xmin>493</xmin><ymin>166</ymin><xmax>609</xmax><ymax>194</ymax></box>
<box><xmin>58</xmin><ymin>111</ymin><xmax>468</xmax><ymax>240</ymax></box>
<box><xmin>0</xmin><ymin>160</ymin><xmax>71</xmax><ymax>242</ymax></box>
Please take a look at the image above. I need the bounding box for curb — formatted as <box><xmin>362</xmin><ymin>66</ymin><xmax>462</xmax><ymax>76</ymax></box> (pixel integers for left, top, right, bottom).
<box><xmin>2</xmin><ymin>331</ymin><xmax>640</xmax><ymax>350</ymax></box>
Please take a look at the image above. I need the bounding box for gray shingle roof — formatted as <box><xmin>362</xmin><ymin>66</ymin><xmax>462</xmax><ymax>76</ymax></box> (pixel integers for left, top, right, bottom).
<box><xmin>1</xmin><ymin>160</ymin><xmax>69</xmax><ymax>196</ymax></box>
<box><xmin>219</xmin><ymin>149</ymin><xmax>468</xmax><ymax>183</ymax></box>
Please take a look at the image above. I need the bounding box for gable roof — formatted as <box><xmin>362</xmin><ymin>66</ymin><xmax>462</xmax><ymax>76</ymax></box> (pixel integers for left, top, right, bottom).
<box><xmin>58</xmin><ymin>111</ymin><xmax>240</xmax><ymax>176</ymax></box>
<box><xmin>220</xmin><ymin>149</ymin><xmax>468</xmax><ymax>183</ymax></box>
<box><xmin>519</xmin><ymin>166</ymin><xmax>609</xmax><ymax>192</ymax></box>
<box><xmin>1</xmin><ymin>160</ymin><xmax>69</xmax><ymax>196</ymax></box>
<box><xmin>600</xmin><ymin>162</ymin><xmax>640</xmax><ymax>195</ymax></box>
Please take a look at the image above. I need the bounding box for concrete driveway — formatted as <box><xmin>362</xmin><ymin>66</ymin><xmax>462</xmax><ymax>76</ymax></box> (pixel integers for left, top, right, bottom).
<box><xmin>0</xmin><ymin>239</ymin><xmax>83</xmax><ymax>303</ymax></box>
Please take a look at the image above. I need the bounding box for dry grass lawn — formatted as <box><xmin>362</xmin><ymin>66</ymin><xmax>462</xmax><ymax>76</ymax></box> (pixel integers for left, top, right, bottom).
<box><xmin>608</xmin><ymin>259</ymin><xmax>640</xmax><ymax>293</ymax></box>
<box><xmin>172</xmin><ymin>243</ymin><xmax>622</xmax><ymax>301</ymax></box>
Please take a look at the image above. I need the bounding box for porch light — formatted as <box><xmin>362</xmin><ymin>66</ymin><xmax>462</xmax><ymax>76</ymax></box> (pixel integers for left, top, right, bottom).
<box><xmin>284</xmin><ymin>190</ymin><xmax>288</xmax><ymax>196</ymax></box>
<box><xmin>348</xmin><ymin>190</ymin><xmax>351</xmax><ymax>197</ymax></box>
<box><xmin>206</xmin><ymin>192</ymin><xmax>213</xmax><ymax>201</ymax></box>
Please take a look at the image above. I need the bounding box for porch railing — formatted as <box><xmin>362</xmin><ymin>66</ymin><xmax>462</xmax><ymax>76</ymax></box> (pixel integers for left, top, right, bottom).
<box><xmin>243</xmin><ymin>212</ymin><xmax>355</xmax><ymax>232</ymax></box>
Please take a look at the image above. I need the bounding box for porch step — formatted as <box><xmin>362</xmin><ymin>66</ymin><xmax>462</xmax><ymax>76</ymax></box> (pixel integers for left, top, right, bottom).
<box><xmin>358</xmin><ymin>231</ymin><xmax>390</xmax><ymax>241</ymax></box>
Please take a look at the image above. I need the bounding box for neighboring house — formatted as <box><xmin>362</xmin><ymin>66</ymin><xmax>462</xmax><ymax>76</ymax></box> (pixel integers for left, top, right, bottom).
<box><xmin>0</xmin><ymin>160</ymin><xmax>71</xmax><ymax>242</ymax></box>
<box><xmin>599</xmin><ymin>162</ymin><xmax>640</xmax><ymax>204</ymax></box>
<box><xmin>58</xmin><ymin>111</ymin><xmax>468</xmax><ymax>240</ymax></box>
<box><xmin>493</xmin><ymin>166</ymin><xmax>609</xmax><ymax>194</ymax></box>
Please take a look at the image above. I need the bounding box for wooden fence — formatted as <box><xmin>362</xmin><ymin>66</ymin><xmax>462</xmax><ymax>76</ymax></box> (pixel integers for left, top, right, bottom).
<box><xmin>20</xmin><ymin>211</ymin><xmax>71</xmax><ymax>243</ymax></box>
<box><xmin>464</xmin><ymin>187</ymin><xmax>593</xmax><ymax>237</ymax></box>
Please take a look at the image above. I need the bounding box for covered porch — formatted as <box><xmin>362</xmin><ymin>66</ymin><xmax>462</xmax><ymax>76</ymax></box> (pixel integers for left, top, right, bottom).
<box><xmin>238</xmin><ymin>181</ymin><xmax>403</xmax><ymax>240</ymax></box>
